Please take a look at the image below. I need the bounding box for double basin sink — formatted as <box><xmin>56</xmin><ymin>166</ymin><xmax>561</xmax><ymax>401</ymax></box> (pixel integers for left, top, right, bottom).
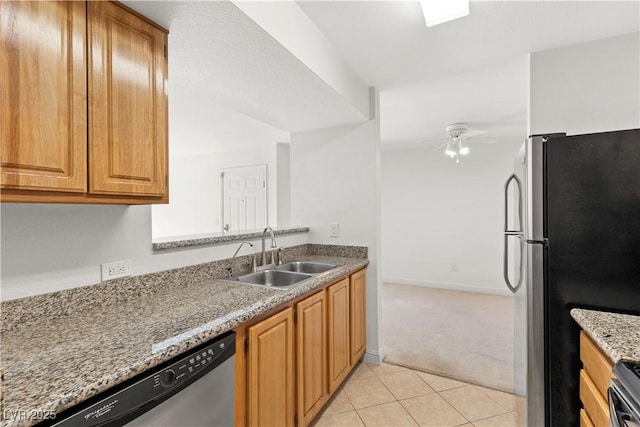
<box><xmin>234</xmin><ymin>261</ymin><xmax>339</xmax><ymax>289</ymax></box>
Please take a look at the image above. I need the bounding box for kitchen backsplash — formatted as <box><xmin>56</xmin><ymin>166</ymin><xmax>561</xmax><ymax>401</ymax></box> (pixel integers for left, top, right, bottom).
<box><xmin>1</xmin><ymin>244</ymin><xmax>367</xmax><ymax>332</ymax></box>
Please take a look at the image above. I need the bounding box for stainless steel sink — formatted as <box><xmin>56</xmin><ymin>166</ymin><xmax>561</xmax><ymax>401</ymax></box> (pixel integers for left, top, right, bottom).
<box><xmin>235</xmin><ymin>270</ymin><xmax>311</xmax><ymax>287</ymax></box>
<box><xmin>275</xmin><ymin>261</ymin><xmax>339</xmax><ymax>274</ymax></box>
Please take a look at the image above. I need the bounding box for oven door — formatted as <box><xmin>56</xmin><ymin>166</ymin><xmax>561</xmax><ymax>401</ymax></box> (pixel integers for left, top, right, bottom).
<box><xmin>609</xmin><ymin>380</ymin><xmax>640</xmax><ymax>427</ymax></box>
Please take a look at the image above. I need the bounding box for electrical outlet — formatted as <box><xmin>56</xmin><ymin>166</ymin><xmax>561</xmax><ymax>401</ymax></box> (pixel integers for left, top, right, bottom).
<box><xmin>451</xmin><ymin>264</ymin><xmax>459</xmax><ymax>272</ymax></box>
<box><xmin>101</xmin><ymin>260</ymin><xmax>132</xmax><ymax>281</ymax></box>
<box><xmin>329</xmin><ymin>223</ymin><xmax>339</xmax><ymax>238</ymax></box>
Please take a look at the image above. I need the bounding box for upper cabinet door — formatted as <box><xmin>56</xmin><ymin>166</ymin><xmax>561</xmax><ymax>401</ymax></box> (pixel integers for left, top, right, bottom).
<box><xmin>88</xmin><ymin>1</ymin><xmax>167</xmax><ymax>197</ymax></box>
<box><xmin>0</xmin><ymin>1</ymin><xmax>87</xmax><ymax>192</ymax></box>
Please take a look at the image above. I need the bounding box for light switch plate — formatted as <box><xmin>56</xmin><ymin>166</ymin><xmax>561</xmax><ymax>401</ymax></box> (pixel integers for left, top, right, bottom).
<box><xmin>329</xmin><ymin>223</ymin><xmax>339</xmax><ymax>238</ymax></box>
<box><xmin>101</xmin><ymin>259</ymin><xmax>132</xmax><ymax>281</ymax></box>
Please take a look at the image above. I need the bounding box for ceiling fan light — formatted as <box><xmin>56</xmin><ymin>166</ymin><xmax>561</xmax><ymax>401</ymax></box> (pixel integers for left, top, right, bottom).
<box><xmin>420</xmin><ymin>0</ymin><xmax>469</xmax><ymax>27</ymax></box>
<box><xmin>459</xmin><ymin>143</ymin><xmax>470</xmax><ymax>155</ymax></box>
<box><xmin>444</xmin><ymin>143</ymin><xmax>456</xmax><ymax>157</ymax></box>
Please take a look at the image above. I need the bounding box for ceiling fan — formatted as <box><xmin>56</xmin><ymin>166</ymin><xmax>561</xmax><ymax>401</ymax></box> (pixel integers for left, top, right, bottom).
<box><xmin>429</xmin><ymin>123</ymin><xmax>496</xmax><ymax>163</ymax></box>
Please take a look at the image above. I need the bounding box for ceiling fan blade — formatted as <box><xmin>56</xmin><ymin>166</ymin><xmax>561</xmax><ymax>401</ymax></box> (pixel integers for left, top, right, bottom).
<box><xmin>461</xmin><ymin>129</ymin><xmax>487</xmax><ymax>138</ymax></box>
<box><xmin>433</xmin><ymin>141</ymin><xmax>450</xmax><ymax>151</ymax></box>
<box><xmin>475</xmin><ymin>138</ymin><xmax>498</xmax><ymax>144</ymax></box>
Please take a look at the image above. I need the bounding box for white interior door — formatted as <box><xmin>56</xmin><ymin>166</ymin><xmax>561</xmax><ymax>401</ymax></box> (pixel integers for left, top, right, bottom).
<box><xmin>222</xmin><ymin>165</ymin><xmax>267</xmax><ymax>233</ymax></box>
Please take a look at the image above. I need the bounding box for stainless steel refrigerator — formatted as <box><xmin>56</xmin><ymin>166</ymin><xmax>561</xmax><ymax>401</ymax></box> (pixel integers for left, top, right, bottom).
<box><xmin>503</xmin><ymin>129</ymin><xmax>640</xmax><ymax>427</ymax></box>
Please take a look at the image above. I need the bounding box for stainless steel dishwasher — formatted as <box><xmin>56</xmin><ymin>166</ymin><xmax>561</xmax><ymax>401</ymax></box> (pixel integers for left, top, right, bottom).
<box><xmin>48</xmin><ymin>331</ymin><xmax>235</xmax><ymax>427</ymax></box>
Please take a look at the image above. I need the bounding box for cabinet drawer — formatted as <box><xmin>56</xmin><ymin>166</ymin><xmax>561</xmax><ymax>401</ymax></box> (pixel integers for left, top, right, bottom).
<box><xmin>579</xmin><ymin>370</ymin><xmax>609</xmax><ymax>427</ymax></box>
<box><xmin>580</xmin><ymin>331</ymin><xmax>613</xmax><ymax>400</ymax></box>
<box><xmin>579</xmin><ymin>409</ymin><xmax>595</xmax><ymax>427</ymax></box>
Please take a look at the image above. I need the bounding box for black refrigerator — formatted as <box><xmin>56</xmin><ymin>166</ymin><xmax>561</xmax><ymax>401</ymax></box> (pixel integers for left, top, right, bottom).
<box><xmin>503</xmin><ymin>128</ymin><xmax>640</xmax><ymax>426</ymax></box>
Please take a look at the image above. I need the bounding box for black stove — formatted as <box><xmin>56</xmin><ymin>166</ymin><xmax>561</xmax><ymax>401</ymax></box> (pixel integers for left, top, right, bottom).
<box><xmin>610</xmin><ymin>362</ymin><xmax>640</xmax><ymax>427</ymax></box>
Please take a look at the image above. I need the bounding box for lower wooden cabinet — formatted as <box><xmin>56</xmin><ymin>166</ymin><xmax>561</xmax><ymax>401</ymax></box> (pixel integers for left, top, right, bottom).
<box><xmin>578</xmin><ymin>331</ymin><xmax>613</xmax><ymax>427</ymax></box>
<box><xmin>239</xmin><ymin>268</ymin><xmax>367</xmax><ymax>427</ymax></box>
<box><xmin>246</xmin><ymin>307</ymin><xmax>295</xmax><ymax>427</ymax></box>
<box><xmin>327</xmin><ymin>278</ymin><xmax>351</xmax><ymax>393</ymax></box>
<box><xmin>350</xmin><ymin>269</ymin><xmax>367</xmax><ymax>365</ymax></box>
<box><xmin>297</xmin><ymin>291</ymin><xmax>328</xmax><ymax>425</ymax></box>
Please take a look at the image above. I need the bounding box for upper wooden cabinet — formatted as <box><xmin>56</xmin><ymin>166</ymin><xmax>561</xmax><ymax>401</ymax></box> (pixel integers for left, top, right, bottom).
<box><xmin>88</xmin><ymin>1</ymin><xmax>167</xmax><ymax>197</ymax></box>
<box><xmin>0</xmin><ymin>1</ymin><xmax>168</xmax><ymax>204</ymax></box>
<box><xmin>0</xmin><ymin>1</ymin><xmax>88</xmax><ymax>193</ymax></box>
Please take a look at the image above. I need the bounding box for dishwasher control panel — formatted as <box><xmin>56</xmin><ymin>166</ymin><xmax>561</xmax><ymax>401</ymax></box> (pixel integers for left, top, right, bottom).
<box><xmin>154</xmin><ymin>333</ymin><xmax>234</xmax><ymax>389</ymax></box>
<box><xmin>47</xmin><ymin>331</ymin><xmax>236</xmax><ymax>427</ymax></box>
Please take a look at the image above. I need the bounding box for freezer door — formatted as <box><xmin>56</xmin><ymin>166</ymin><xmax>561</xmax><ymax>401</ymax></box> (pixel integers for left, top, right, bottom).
<box><xmin>503</xmin><ymin>135</ymin><xmax>545</xmax><ymax>296</ymax></box>
<box><xmin>523</xmin><ymin>136</ymin><xmax>545</xmax><ymax>242</ymax></box>
<box><xmin>506</xmin><ymin>137</ymin><xmax>546</xmax><ymax>427</ymax></box>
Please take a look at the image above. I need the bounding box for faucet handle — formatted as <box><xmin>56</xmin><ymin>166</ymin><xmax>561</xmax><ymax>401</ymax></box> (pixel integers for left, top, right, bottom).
<box><xmin>274</xmin><ymin>247</ymin><xmax>284</xmax><ymax>266</ymax></box>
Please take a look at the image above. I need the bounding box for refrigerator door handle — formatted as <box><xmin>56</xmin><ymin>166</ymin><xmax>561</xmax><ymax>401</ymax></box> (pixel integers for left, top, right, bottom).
<box><xmin>504</xmin><ymin>174</ymin><xmax>523</xmax><ymax>235</ymax></box>
<box><xmin>503</xmin><ymin>174</ymin><xmax>524</xmax><ymax>294</ymax></box>
<box><xmin>504</xmin><ymin>235</ymin><xmax>524</xmax><ymax>293</ymax></box>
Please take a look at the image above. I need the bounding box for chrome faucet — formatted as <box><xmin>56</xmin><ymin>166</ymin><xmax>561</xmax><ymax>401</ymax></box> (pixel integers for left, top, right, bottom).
<box><xmin>227</xmin><ymin>241</ymin><xmax>256</xmax><ymax>278</ymax></box>
<box><xmin>261</xmin><ymin>227</ymin><xmax>278</xmax><ymax>267</ymax></box>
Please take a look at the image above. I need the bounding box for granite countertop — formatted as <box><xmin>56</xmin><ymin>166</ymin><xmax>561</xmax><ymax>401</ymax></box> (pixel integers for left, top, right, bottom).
<box><xmin>571</xmin><ymin>308</ymin><xmax>640</xmax><ymax>364</ymax></box>
<box><xmin>1</xmin><ymin>254</ymin><xmax>367</xmax><ymax>427</ymax></box>
<box><xmin>152</xmin><ymin>226</ymin><xmax>309</xmax><ymax>251</ymax></box>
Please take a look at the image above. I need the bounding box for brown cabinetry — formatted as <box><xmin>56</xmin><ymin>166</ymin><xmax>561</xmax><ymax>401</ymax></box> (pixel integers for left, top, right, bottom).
<box><xmin>247</xmin><ymin>307</ymin><xmax>295</xmax><ymax>427</ymax></box>
<box><xmin>0</xmin><ymin>1</ymin><xmax>168</xmax><ymax>204</ymax></box>
<box><xmin>327</xmin><ymin>277</ymin><xmax>351</xmax><ymax>393</ymax></box>
<box><xmin>579</xmin><ymin>331</ymin><xmax>613</xmax><ymax>427</ymax></box>
<box><xmin>0</xmin><ymin>1</ymin><xmax>88</xmax><ymax>193</ymax></box>
<box><xmin>237</xmin><ymin>267</ymin><xmax>368</xmax><ymax>427</ymax></box>
<box><xmin>296</xmin><ymin>291</ymin><xmax>328</xmax><ymax>425</ymax></box>
<box><xmin>350</xmin><ymin>269</ymin><xmax>367</xmax><ymax>364</ymax></box>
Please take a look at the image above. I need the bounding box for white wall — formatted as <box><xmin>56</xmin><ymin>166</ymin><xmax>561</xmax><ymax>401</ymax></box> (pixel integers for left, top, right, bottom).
<box><xmin>232</xmin><ymin>1</ymin><xmax>370</xmax><ymax>119</ymax></box>
<box><xmin>381</xmin><ymin>140</ymin><xmax>522</xmax><ymax>296</ymax></box>
<box><xmin>152</xmin><ymin>145</ymin><xmax>279</xmax><ymax>238</ymax></box>
<box><xmin>530</xmin><ymin>32</ymin><xmax>640</xmax><ymax>135</ymax></box>
<box><xmin>0</xmin><ymin>203</ymin><xmax>307</xmax><ymax>301</ymax></box>
<box><xmin>290</xmin><ymin>88</ymin><xmax>382</xmax><ymax>364</ymax></box>
<box><xmin>276</xmin><ymin>143</ymin><xmax>292</xmax><ymax>228</ymax></box>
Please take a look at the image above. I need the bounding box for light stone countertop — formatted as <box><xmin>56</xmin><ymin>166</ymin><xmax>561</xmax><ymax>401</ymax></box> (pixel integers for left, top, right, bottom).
<box><xmin>152</xmin><ymin>226</ymin><xmax>310</xmax><ymax>251</ymax></box>
<box><xmin>570</xmin><ymin>308</ymin><xmax>640</xmax><ymax>364</ymax></box>
<box><xmin>0</xmin><ymin>254</ymin><xmax>367</xmax><ymax>427</ymax></box>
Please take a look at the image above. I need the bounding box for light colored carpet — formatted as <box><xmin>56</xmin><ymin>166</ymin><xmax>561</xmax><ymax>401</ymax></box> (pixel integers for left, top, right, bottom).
<box><xmin>382</xmin><ymin>283</ymin><xmax>514</xmax><ymax>393</ymax></box>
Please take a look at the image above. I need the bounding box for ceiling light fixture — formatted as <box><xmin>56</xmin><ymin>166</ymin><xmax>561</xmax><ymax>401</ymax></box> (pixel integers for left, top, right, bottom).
<box><xmin>420</xmin><ymin>0</ymin><xmax>469</xmax><ymax>27</ymax></box>
<box><xmin>445</xmin><ymin>140</ymin><xmax>470</xmax><ymax>164</ymax></box>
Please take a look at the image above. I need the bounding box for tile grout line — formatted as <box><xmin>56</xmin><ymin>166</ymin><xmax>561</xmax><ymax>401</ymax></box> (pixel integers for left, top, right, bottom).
<box><xmin>356</xmin><ymin>363</ymin><xmax>423</xmax><ymax>426</ymax></box>
<box><xmin>372</xmin><ymin>363</ymin><xmax>473</xmax><ymax>427</ymax></box>
<box><xmin>475</xmin><ymin>386</ymin><xmax>515</xmax><ymax>414</ymax></box>
<box><xmin>318</xmin><ymin>362</ymin><xmax>517</xmax><ymax>426</ymax></box>
<box><xmin>372</xmin><ymin>363</ymin><xmax>472</xmax><ymax>426</ymax></box>
<box><xmin>468</xmin><ymin>409</ymin><xmax>518</xmax><ymax>425</ymax></box>
<box><xmin>436</xmin><ymin>389</ymin><xmax>474</xmax><ymax>425</ymax></box>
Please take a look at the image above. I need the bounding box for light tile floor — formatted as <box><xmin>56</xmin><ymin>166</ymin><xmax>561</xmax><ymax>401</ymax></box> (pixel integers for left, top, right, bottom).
<box><xmin>312</xmin><ymin>362</ymin><xmax>518</xmax><ymax>427</ymax></box>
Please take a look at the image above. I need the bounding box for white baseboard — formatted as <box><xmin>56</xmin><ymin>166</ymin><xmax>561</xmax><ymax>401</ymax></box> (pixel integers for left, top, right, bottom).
<box><xmin>382</xmin><ymin>276</ymin><xmax>513</xmax><ymax>297</ymax></box>
<box><xmin>364</xmin><ymin>348</ymin><xmax>385</xmax><ymax>365</ymax></box>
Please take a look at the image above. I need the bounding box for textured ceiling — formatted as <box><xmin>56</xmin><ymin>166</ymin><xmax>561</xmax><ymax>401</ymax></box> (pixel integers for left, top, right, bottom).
<box><xmin>299</xmin><ymin>1</ymin><xmax>639</xmax><ymax>148</ymax></box>
<box><xmin>123</xmin><ymin>1</ymin><xmax>366</xmax><ymax>141</ymax></box>
<box><xmin>380</xmin><ymin>58</ymin><xmax>528</xmax><ymax>149</ymax></box>
<box><xmin>298</xmin><ymin>1</ymin><xmax>640</xmax><ymax>90</ymax></box>
<box><xmin>121</xmin><ymin>1</ymin><xmax>640</xmax><ymax>153</ymax></box>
